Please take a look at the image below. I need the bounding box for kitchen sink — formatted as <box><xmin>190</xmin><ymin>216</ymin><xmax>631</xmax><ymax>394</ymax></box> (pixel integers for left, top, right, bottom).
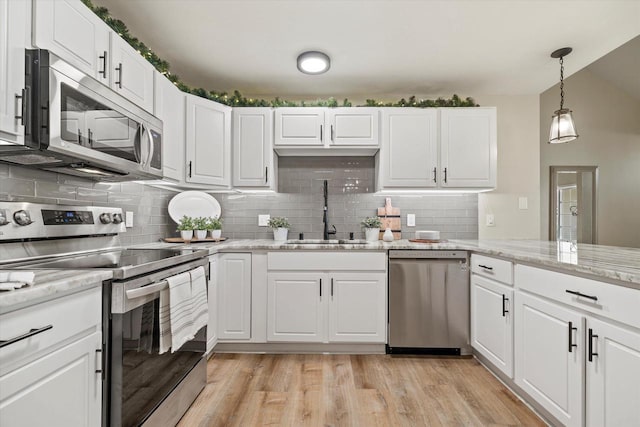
<box><xmin>284</xmin><ymin>239</ymin><xmax>370</xmax><ymax>245</ymax></box>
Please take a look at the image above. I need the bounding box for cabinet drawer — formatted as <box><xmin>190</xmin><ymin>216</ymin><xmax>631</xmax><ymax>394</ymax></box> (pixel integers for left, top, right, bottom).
<box><xmin>268</xmin><ymin>251</ymin><xmax>386</xmax><ymax>271</ymax></box>
<box><xmin>516</xmin><ymin>264</ymin><xmax>640</xmax><ymax>329</ymax></box>
<box><xmin>471</xmin><ymin>254</ymin><xmax>513</xmax><ymax>285</ymax></box>
<box><xmin>0</xmin><ymin>287</ymin><xmax>102</xmax><ymax>375</ymax></box>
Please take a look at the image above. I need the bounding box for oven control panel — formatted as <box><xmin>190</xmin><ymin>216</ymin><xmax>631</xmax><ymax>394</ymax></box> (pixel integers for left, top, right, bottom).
<box><xmin>42</xmin><ymin>209</ymin><xmax>95</xmax><ymax>225</ymax></box>
<box><xmin>0</xmin><ymin>202</ymin><xmax>125</xmax><ymax>240</ymax></box>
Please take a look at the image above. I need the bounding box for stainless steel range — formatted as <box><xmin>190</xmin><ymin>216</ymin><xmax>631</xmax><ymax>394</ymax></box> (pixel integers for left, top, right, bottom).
<box><xmin>0</xmin><ymin>202</ymin><xmax>209</xmax><ymax>427</ymax></box>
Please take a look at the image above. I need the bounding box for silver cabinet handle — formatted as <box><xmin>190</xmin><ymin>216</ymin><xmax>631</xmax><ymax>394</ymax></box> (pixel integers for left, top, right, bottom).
<box><xmin>115</xmin><ymin>63</ymin><xmax>123</xmax><ymax>88</ymax></box>
<box><xmin>0</xmin><ymin>325</ymin><xmax>53</xmax><ymax>348</ymax></box>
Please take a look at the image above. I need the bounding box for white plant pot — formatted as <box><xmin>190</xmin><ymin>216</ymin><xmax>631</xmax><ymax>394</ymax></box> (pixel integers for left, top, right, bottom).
<box><xmin>365</xmin><ymin>228</ymin><xmax>380</xmax><ymax>242</ymax></box>
<box><xmin>210</xmin><ymin>229</ymin><xmax>222</xmax><ymax>239</ymax></box>
<box><xmin>383</xmin><ymin>228</ymin><xmax>395</xmax><ymax>242</ymax></box>
<box><xmin>195</xmin><ymin>230</ymin><xmax>207</xmax><ymax>240</ymax></box>
<box><xmin>180</xmin><ymin>230</ymin><xmax>194</xmax><ymax>241</ymax></box>
<box><xmin>273</xmin><ymin>228</ymin><xmax>288</xmax><ymax>241</ymax></box>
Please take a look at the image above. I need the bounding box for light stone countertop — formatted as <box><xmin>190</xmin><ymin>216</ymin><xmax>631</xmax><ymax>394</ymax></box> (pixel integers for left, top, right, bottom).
<box><xmin>138</xmin><ymin>238</ymin><xmax>640</xmax><ymax>288</ymax></box>
<box><xmin>0</xmin><ymin>270</ymin><xmax>112</xmax><ymax>314</ymax></box>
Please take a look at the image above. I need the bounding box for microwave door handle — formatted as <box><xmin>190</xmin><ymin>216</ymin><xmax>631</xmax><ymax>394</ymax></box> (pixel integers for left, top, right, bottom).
<box><xmin>133</xmin><ymin>124</ymin><xmax>143</xmax><ymax>164</ymax></box>
<box><xmin>146</xmin><ymin>126</ymin><xmax>154</xmax><ymax>168</ymax></box>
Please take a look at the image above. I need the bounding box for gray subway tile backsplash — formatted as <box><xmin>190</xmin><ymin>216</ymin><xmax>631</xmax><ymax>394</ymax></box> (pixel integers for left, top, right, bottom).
<box><xmin>1</xmin><ymin>157</ymin><xmax>478</xmax><ymax>243</ymax></box>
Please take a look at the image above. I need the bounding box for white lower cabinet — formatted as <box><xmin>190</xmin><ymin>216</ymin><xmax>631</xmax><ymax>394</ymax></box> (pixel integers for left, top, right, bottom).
<box><xmin>267</xmin><ymin>273</ymin><xmax>324</xmax><ymax>342</ymax></box>
<box><xmin>471</xmin><ymin>275</ymin><xmax>513</xmax><ymax>377</ymax></box>
<box><xmin>206</xmin><ymin>255</ymin><xmax>218</xmax><ymax>353</ymax></box>
<box><xmin>217</xmin><ymin>253</ymin><xmax>252</xmax><ymax>340</ymax></box>
<box><xmin>266</xmin><ymin>271</ymin><xmax>386</xmax><ymax>344</ymax></box>
<box><xmin>586</xmin><ymin>316</ymin><xmax>640</xmax><ymax>427</ymax></box>
<box><xmin>515</xmin><ymin>291</ymin><xmax>584</xmax><ymax>427</ymax></box>
<box><xmin>328</xmin><ymin>273</ymin><xmax>386</xmax><ymax>343</ymax></box>
<box><xmin>0</xmin><ymin>332</ymin><xmax>102</xmax><ymax>427</ymax></box>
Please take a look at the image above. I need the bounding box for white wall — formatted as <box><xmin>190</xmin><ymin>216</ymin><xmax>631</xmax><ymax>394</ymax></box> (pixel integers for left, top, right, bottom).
<box><xmin>476</xmin><ymin>95</ymin><xmax>541</xmax><ymax>239</ymax></box>
<box><xmin>540</xmin><ymin>68</ymin><xmax>640</xmax><ymax>247</ymax></box>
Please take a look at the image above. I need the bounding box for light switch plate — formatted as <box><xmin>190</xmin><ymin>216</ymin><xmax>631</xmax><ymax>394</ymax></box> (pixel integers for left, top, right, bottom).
<box><xmin>407</xmin><ymin>214</ymin><xmax>416</xmax><ymax>227</ymax></box>
<box><xmin>258</xmin><ymin>214</ymin><xmax>270</xmax><ymax>227</ymax></box>
<box><xmin>125</xmin><ymin>211</ymin><xmax>134</xmax><ymax>228</ymax></box>
<box><xmin>486</xmin><ymin>214</ymin><xmax>495</xmax><ymax>227</ymax></box>
<box><xmin>518</xmin><ymin>196</ymin><xmax>528</xmax><ymax>210</ymax></box>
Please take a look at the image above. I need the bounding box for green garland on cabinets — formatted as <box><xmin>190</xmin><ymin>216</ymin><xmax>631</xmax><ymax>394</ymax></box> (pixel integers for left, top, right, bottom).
<box><xmin>80</xmin><ymin>0</ymin><xmax>478</xmax><ymax>108</ymax></box>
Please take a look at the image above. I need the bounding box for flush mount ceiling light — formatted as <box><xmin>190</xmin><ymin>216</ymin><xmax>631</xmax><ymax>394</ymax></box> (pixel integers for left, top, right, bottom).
<box><xmin>549</xmin><ymin>47</ymin><xmax>578</xmax><ymax>144</ymax></box>
<box><xmin>297</xmin><ymin>51</ymin><xmax>330</xmax><ymax>75</ymax></box>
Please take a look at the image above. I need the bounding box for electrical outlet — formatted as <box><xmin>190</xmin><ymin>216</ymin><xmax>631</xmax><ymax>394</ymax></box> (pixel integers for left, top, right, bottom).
<box><xmin>486</xmin><ymin>214</ymin><xmax>495</xmax><ymax>227</ymax></box>
<box><xmin>518</xmin><ymin>196</ymin><xmax>529</xmax><ymax>210</ymax></box>
<box><xmin>258</xmin><ymin>214</ymin><xmax>270</xmax><ymax>227</ymax></box>
<box><xmin>407</xmin><ymin>214</ymin><xmax>416</xmax><ymax>227</ymax></box>
<box><xmin>125</xmin><ymin>211</ymin><xmax>134</xmax><ymax>228</ymax></box>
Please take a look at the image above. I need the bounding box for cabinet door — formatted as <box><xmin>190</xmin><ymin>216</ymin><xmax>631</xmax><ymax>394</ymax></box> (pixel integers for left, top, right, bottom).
<box><xmin>0</xmin><ymin>0</ymin><xmax>28</xmax><ymax>144</ymax></box>
<box><xmin>440</xmin><ymin>107</ymin><xmax>496</xmax><ymax>188</ymax></box>
<box><xmin>0</xmin><ymin>332</ymin><xmax>102</xmax><ymax>427</ymax></box>
<box><xmin>471</xmin><ymin>275</ymin><xmax>513</xmax><ymax>377</ymax></box>
<box><xmin>33</xmin><ymin>0</ymin><xmax>110</xmax><ymax>84</ymax></box>
<box><xmin>328</xmin><ymin>273</ymin><xmax>386</xmax><ymax>343</ymax></box>
<box><xmin>274</xmin><ymin>108</ymin><xmax>324</xmax><ymax>146</ymax></box>
<box><xmin>206</xmin><ymin>256</ymin><xmax>218</xmax><ymax>353</ymax></box>
<box><xmin>515</xmin><ymin>292</ymin><xmax>583</xmax><ymax>427</ymax></box>
<box><xmin>154</xmin><ymin>72</ymin><xmax>185</xmax><ymax>182</ymax></box>
<box><xmin>110</xmin><ymin>34</ymin><xmax>154</xmax><ymax>113</ymax></box>
<box><xmin>586</xmin><ymin>317</ymin><xmax>640</xmax><ymax>427</ymax></box>
<box><xmin>185</xmin><ymin>94</ymin><xmax>232</xmax><ymax>186</ymax></box>
<box><xmin>379</xmin><ymin>108</ymin><xmax>438</xmax><ymax>188</ymax></box>
<box><xmin>232</xmin><ymin>108</ymin><xmax>273</xmax><ymax>187</ymax></box>
<box><xmin>217</xmin><ymin>253</ymin><xmax>251</xmax><ymax>340</ymax></box>
<box><xmin>267</xmin><ymin>272</ymin><xmax>325</xmax><ymax>342</ymax></box>
<box><xmin>326</xmin><ymin>108</ymin><xmax>379</xmax><ymax>146</ymax></box>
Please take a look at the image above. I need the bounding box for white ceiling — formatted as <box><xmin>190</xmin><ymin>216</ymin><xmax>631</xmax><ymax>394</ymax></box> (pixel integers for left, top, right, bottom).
<box><xmin>94</xmin><ymin>0</ymin><xmax>640</xmax><ymax>99</ymax></box>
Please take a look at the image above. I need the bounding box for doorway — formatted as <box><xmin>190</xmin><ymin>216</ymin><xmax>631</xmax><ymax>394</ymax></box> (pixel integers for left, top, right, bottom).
<box><xmin>549</xmin><ymin>166</ymin><xmax>598</xmax><ymax>244</ymax></box>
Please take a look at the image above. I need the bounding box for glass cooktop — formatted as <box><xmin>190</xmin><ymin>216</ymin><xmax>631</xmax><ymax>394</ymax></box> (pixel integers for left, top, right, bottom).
<box><xmin>26</xmin><ymin>249</ymin><xmax>194</xmax><ymax>269</ymax></box>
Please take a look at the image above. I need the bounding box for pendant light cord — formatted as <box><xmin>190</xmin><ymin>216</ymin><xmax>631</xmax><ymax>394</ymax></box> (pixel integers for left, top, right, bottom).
<box><xmin>559</xmin><ymin>56</ymin><xmax>565</xmax><ymax>110</ymax></box>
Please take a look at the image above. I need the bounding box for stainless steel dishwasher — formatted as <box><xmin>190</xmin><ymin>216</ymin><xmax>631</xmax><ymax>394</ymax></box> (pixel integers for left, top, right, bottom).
<box><xmin>388</xmin><ymin>250</ymin><xmax>471</xmax><ymax>355</ymax></box>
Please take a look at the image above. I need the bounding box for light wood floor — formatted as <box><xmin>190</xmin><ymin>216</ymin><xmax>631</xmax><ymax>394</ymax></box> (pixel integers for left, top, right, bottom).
<box><xmin>178</xmin><ymin>353</ymin><xmax>545</xmax><ymax>427</ymax></box>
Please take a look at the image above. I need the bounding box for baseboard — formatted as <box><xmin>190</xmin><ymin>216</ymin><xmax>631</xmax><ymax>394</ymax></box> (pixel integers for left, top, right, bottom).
<box><xmin>213</xmin><ymin>342</ymin><xmax>386</xmax><ymax>354</ymax></box>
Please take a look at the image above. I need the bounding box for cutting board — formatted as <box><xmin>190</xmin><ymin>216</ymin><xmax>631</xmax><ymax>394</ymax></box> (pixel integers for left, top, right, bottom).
<box><xmin>377</xmin><ymin>201</ymin><xmax>401</xmax><ymax>240</ymax></box>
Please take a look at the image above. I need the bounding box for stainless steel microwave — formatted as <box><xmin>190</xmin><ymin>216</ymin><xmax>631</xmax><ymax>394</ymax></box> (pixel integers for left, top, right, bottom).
<box><xmin>0</xmin><ymin>50</ymin><xmax>162</xmax><ymax>181</ymax></box>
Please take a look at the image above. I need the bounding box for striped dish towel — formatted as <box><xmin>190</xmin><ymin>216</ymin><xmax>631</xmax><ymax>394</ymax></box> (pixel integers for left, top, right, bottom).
<box><xmin>159</xmin><ymin>272</ymin><xmax>195</xmax><ymax>354</ymax></box>
<box><xmin>190</xmin><ymin>266</ymin><xmax>208</xmax><ymax>335</ymax></box>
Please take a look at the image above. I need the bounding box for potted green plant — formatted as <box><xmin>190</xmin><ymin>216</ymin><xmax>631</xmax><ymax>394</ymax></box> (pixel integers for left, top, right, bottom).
<box><xmin>177</xmin><ymin>215</ymin><xmax>195</xmax><ymax>241</ymax></box>
<box><xmin>361</xmin><ymin>216</ymin><xmax>382</xmax><ymax>242</ymax></box>
<box><xmin>268</xmin><ymin>217</ymin><xmax>290</xmax><ymax>241</ymax></box>
<box><xmin>207</xmin><ymin>217</ymin><xmax>223</xmax><ymax>239</ymax></box>
<box><xmin>193</xmin><ymin>217</ymin><xmax>208</xmax><ymax>240</ymax></box>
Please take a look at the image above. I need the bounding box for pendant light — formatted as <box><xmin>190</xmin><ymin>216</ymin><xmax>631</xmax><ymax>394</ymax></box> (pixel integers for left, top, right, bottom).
<box><xmin>549</xmin><ymin>47</ymin><xmax>578</xmax><ymax>144</ymax></box>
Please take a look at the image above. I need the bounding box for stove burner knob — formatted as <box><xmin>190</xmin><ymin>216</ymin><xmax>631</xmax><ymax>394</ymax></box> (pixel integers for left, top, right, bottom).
<box><xmin>13</xmin><ymin>210</ymin><xmax>32</xmax><ymax>226</ymax></box>
<box><xmin>112</xmin><ymin>213</ymin><xmax>123</xmax><ymax>224</ymax></box>
<box><xmin>0</xmin><ymin>210</ymin><xmax>9</xmax><ymax>226</ymax></box>
<box><xmin>99</xmin><ymin>213</ymin><xmax>113</xmax><ymax>224</ymax></box>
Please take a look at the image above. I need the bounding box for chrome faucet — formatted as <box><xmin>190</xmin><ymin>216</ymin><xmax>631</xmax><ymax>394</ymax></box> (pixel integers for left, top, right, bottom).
<box><xmin>323</xmin><ymin>180</ymin><xmax>336</xmax><ymax>240</ymax></box>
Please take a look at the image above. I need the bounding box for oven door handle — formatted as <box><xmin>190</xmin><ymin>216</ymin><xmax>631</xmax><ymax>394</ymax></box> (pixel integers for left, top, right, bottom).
<box><xmin>126</xmin><ymin>279</ymin><xmax>168</xmax><ymax>300</ymax></box>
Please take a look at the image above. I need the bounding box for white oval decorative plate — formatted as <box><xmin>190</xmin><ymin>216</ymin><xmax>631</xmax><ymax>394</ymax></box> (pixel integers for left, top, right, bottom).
<box><xmin>168</xmin><ymin>191</ymin><xmax>221</xmax><ymax>223</ymax></box>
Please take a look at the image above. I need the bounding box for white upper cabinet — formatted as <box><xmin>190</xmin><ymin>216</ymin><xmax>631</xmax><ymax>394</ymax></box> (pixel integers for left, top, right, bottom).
<box><xmin>0</xmin><ymin>0</ymin><xmax>29</xmax><ymax>144</ymax></box>
<box><xmin>154</xmin><ymin>72</ymin><xmax>185</xmax><ymax>182</ymax></box>
<box><xmin>109</xmin><ymin>34</ymin><xmax>154</xmax><ymax>113</ymax></box>
<box><xmin>325</xmin><ymin>108</ymin><xmax>379</xmax><ymax>146</ymax></box>
<box><xmin>33</xmin><ymin>0</ymin><xmax>110</xmax><ymax>85</ymax></box>
<box><xmin>379</xmin><ymin>108</ymin><xmax>438</xmax><ymax>188</ymax></box>
<box><xmin>232</xmin><ymin>108</ymin><xmax>274</xmax><ymax>188</ymax></box>
<box><xmin>274</xmin><ymin>108</ymin><xmax>324</xmax><ymax>146</ymax></box>
<box><xmin>185</xmin><ymin>94</ymin><xmax>231</xmax><ymax>187</ymax></box>
<box><xmin>33</xmin><ymin>0</ymin><xmax>155</xmax><ymax>113</ymax></box>
<box><xmin>440</xmin><ymin>107</ymin><xmax>497</xmax><ymax>188</ymax></box>
<box><xmin>274</xmin><ymin>107</ymin><xmax>380</xmax><ymax>152</ymax></box>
